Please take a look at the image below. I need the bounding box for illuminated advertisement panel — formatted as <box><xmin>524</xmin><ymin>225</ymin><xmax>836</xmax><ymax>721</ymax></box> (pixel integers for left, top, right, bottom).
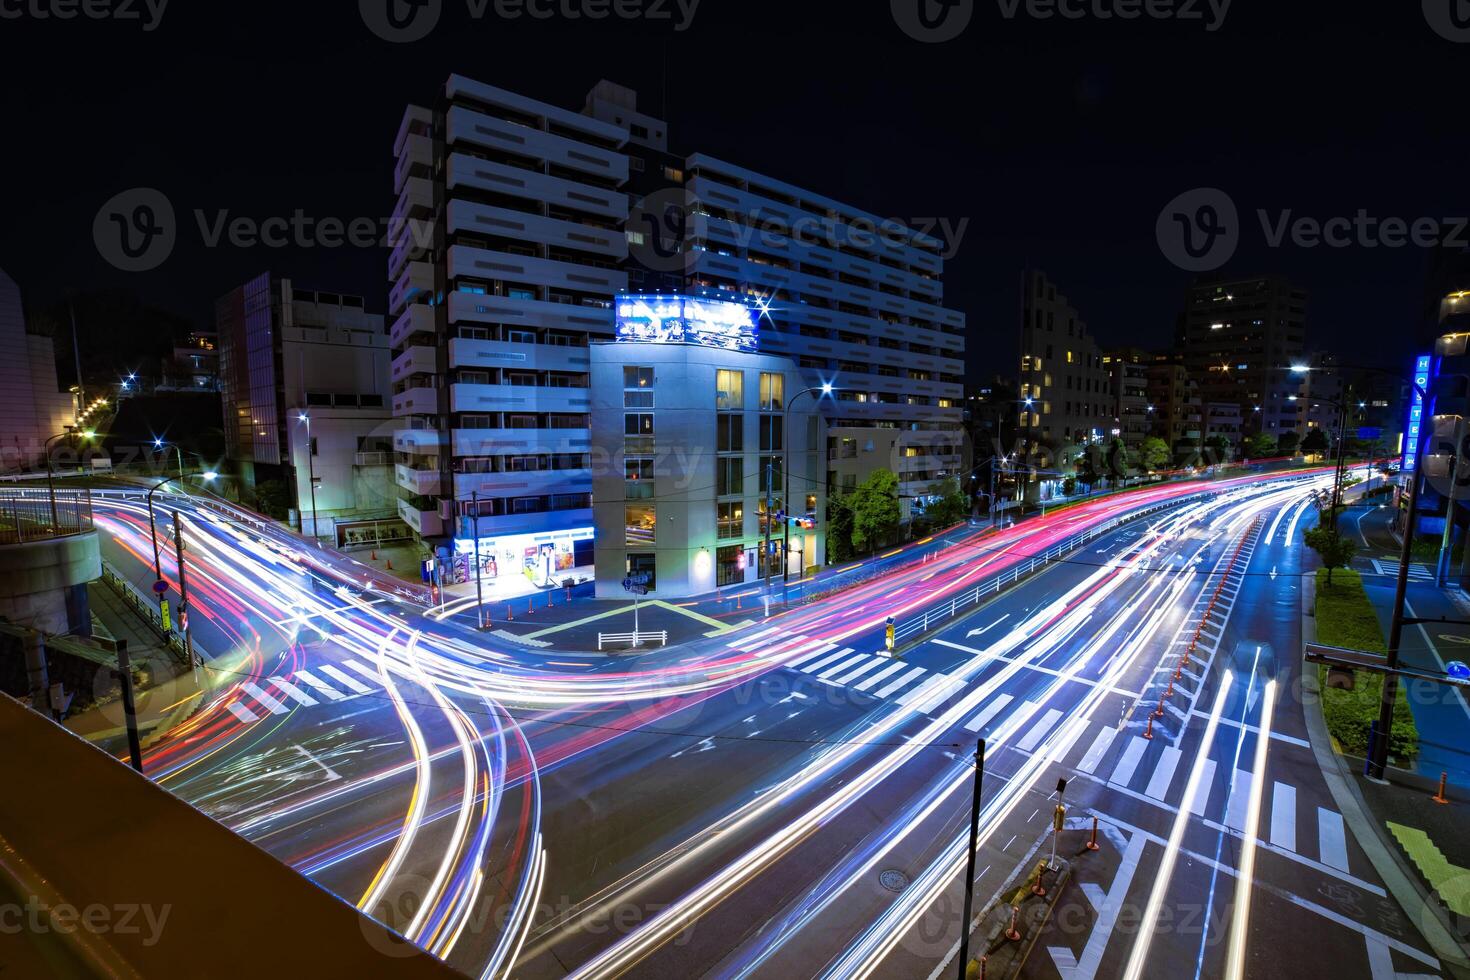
<box><xmin>1403</xmin><ymin>354</ymin><xmax>1431</xmax><ymax>472</ymax></box>
<box><xmin>453</xmin><ymin>526</ymin><xmax>594</xmax><ymax>587</ymax></box>
<box><xmin>615</xmin><ymin>294</ymin><xmax>758</xmax><ymax>353</ymax></box>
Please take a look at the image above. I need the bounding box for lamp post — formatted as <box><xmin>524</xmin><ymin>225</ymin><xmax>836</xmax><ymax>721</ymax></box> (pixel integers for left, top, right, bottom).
<box><xmin>153</xmin><ymin>438</ymin><xmax>185</xmax><ymax>483</ymax></box>
<box><xmin>146</xmin><ymin>471</ymin><xmax>217</xmax><ymax>628</ymax></box>
<box><xmin>781</xmin><ymin>383</ymin><xmax>835</xmax><ymax>588</ymax></box>
<box><xmin>43</xmin><ymin>428</ymin><xmax>93</xmax><ymax>528</ymax></box>
<box><xmin>297</xmin><ymin>413</ymin><xmax>320</xmax><ymax>546</ymax></box>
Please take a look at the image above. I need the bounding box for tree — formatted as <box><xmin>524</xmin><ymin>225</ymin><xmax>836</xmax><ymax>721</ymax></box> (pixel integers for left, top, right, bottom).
<box><xmin>851</xmin><ymin>468</ymin><xmax>901</xmax><ymax>554</ymax></box>
<box><xmin>1139</xmin><ymin>436</ymin><xmax>1171</xmax><ymax>473</ymax></box>
<box><xmin>1304</xmin><ymin>525</ymin><xmax>1357</xmax><ymax>585</ymax></box>
<box><xmin>922</xmin><ymin>477</ymin><xmax>970</xmax><ymax>528</ymax></box>
<box><xmin>1204</xmin><ymin>434</ymin><xmax>1233</xmax><ymax>464</ymax></box>
<box><xmin>826</xmin><ymin>491</ymin><xmax>855</xmax><ymax>562</ymax></box>
<box><xmin>1245</xmin><ymin>432</ymin><xmax>1276</xmax><ymax>459</ymax></box>
<box><xmin>1301</xmin><ymin>428</ymin><xmax>1330</xmax><ymax>456</ymax></box>
<box><xmin>1278</xmin><ymin>431</ymin><xmax>1301</xmax><ymax>455</ymax></box>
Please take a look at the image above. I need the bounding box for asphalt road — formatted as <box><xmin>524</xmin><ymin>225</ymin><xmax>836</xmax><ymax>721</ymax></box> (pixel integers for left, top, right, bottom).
<box><xmin>61</xmin><ymin>466</ymin><xmax>1443</xmax><ymax>978</ymax></box>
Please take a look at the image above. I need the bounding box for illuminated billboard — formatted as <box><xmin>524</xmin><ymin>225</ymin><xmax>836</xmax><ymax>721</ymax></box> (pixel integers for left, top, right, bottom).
<box><xmin>615</xmin><ymin>294</ymin><xmax>758</xmax><ymax>353</ymax></box>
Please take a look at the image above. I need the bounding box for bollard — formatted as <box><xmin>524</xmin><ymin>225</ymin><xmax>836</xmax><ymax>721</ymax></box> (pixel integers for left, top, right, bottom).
<box><xmin>1144</xmin><ymin>715</ymin><xmax>1155</xmax><ymax>740</ymax></box>
<box><xmin>386</xmin><ymin>559</ymin><xmax>393</xmax><ymax>570</ymax></box>
<box><xmin>371</xmin><ymin>549</ymin><xmax>378</xmax><ymax>561</ymax></box>
<box><xmin>506</xmin><ymin>605</ymin><xmax>513</xmax><ymax>621</ymax></box>
<box><xmin>1005</xmin><ymin>905</ymin><xmax>1022</xmax><ymax>942</ymax></box>
<box><xmin>1434</xmin><ymin>771</ymin><xmax>1451</xmax><ymax>805</ymax></box>
<box><xmin>1086</xmin><ymin>815</ymin><xmax>1101</xmax><ymax>851</ymax></box>
<box><xmin>1031</xmin><ymin>861</ymin><xmax>1048</xmax><ymax>897</ymax></box>
<box><xmin>1154</xmin><ymin>696</ymin><xmax>1166</xmax><ymax>718</ymax></box>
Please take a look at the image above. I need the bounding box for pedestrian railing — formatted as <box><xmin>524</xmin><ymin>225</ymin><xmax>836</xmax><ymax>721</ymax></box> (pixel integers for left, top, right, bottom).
<box><xmin>98</xmin><ymin>561</ymin><xmax>195</xmax><ymax>668</ymax></box>
<box><xmin>598</xmin><ymin>630</ymin><xmax>669</xmax><ymax>651</ymax></box>
<box><xmin>0</xmin><ymin>487</ymin><xmax>94</xmax><ymax>546</ymax></box>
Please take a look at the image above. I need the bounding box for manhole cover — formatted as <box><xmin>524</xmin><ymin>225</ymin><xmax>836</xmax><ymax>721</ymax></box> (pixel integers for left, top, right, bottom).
<box><xmin>879</xmin><ymin>870</ymin><xmax>910</xmax><ymax>893</ymax></box>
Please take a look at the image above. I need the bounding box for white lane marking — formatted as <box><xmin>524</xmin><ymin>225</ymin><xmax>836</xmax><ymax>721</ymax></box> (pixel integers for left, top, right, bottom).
<box><xmin>1365</xmin><ymin>934</ymin><xmax>1440</xmax><ymax>978</ymax></box>
<box><xmin>966</xmin><ymin>613</ymin><xmax>1010</xmax><ymax>638</ymax></box>
<box><xmin>241</xmin><ymin>681</ymin><xmax>288</xmax><ymax>715</ymax></box>
<box><xmin>1319</xmin><ymin>807</ymin><xmax>1350</xmax><ymax>872</ymax></box>
<box><xmin>1145</xmin><ymin>746</ymin><xmax>1183</xmax><ymax>800</ymax></box>
<box><xmin>1077</xmin><ymin>726</ymin><xmax>1117</xmax><ymax>774</ymax></box>
<box><xmin>814</xmin><ymin>653</ymin><xmax>865</xmax><ymax>679</ymax></box>
<box><xmin>1190</xmin><ymin>760</ymin><xmax>1217</xmax><ymax>816</ymax></box>
<box><xmin>873</xmin><ymin>667</ymin><xmax>928</xmax><ymax>699</ymax></box>
<box><xmin>1048</xmin><ymin>829</ymin><xmax>1147</xmax><ymax>980</ymax></box>
<box><xmin>854</xmin><ymin>661</ymin><xmax>906</xmax><ymax>692</ymax></box>
<box><xmin>268</xmin><ymin>677</ymin><xmax>319</xmax><ymax>707</ymax></box>
<box><xmin>227</xmin><ymin>701</ymin><xmax>260</xmax><ymax>724</ymax></box>
<box><xmin>964</xmin><ymin>694</ymin><xmax>1015</xmax><ymax>733</ymax></box>
<box><xmin>1016</xmin><ymin>707</ymin><xmax>1063</xmax><ymax>752</ymax></box>
<box><xmin>831</xmin><ymin>657</ymin><xmax>887</xmax><ymax>686</ymax></box>
<box><xmin>1271</xmin><ymin>782</ymin><xmax>1298</xmax><ymax>852</ymax></box>
<box><xmin>1225</xmin><ymin>769</ymin><xmax>1253</xmax><ymax>831</ymax></box>
<box><xmin>320</xmin><ymin>664</ymin><xmax>372</xmax><ymax>695</ymax></box>
<box><xmin>293</xmin><ymin>669</ymin><xmax>346</xmax><ymax>701</ymax></box>
<box><xmin>1110</xmin><ymin>736</ymin><xmax>1148</xmax><ymax>788</ymax></box>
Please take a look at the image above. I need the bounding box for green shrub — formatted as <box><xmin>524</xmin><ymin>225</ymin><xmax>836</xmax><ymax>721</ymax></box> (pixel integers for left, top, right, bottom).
<box><xmin>1315</xmin><ymin>569</ymin><xmax>1418</xmax><ymax>760</ymax></box>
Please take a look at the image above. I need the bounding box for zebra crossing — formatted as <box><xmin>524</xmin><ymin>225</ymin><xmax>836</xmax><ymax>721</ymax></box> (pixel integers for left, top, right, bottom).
<box><xmin>1367</xmin><ymin>558</ymin><xmax>1433</xmax><ymax>581</ymax></box>
<box><xmin>739</xmin><ymin>630</ymin><xmax>945</xmax><ymax>705</ymax></box>
<box><xmin>221</xmin><ymin>659</ymin><xmax>384</xmax><ymax>723</ymax></box>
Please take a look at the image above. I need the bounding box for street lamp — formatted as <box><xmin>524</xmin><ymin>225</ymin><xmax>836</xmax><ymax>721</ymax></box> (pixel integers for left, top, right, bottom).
<box><xmin>152</xmin><ymin>437</ymin><xmax>185</xmax><ymax>483</ymax></box>
<box><xmin>774</xmin><ymin>384</ymin><xmax>838</xmax><ymax>594</ymax></box>
<box><xmin>43</xmin><ymin>428</ymin><xmax>95</xmax><ymax>528</ymax></box>
<box><xmin>297</xmin><ymin>414</ymin><xmax>321</xmax><ymax>546</ymax></box>
<box><xmin>145</xmin><ymin>470</ymin><xmax>216</xmax><ymax>651</ymax></box>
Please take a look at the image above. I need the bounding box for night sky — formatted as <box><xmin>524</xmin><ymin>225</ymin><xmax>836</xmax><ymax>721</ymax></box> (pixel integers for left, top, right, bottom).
<box><xmin>1</xmin><ymin>0</ymin><xmax>1465</xmax><ymax>384</ymax></box>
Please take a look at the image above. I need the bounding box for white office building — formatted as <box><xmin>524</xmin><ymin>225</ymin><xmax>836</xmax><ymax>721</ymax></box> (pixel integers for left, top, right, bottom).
<box><xmin>0</xmin><ymin>267</ymin><xmax>75</xmax><ymax>473</ymax></box>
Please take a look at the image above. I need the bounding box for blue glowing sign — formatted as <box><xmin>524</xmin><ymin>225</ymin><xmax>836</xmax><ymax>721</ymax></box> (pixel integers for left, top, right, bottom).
<box><xmin>1403</xmin><ymin>354</ymin><xmax>1431</xmax><ymax>472</ymax></box>
<box><xmin>615</xmin><ymin>294</ymin><xmax>758</xmax><ymax>353</ymax></box>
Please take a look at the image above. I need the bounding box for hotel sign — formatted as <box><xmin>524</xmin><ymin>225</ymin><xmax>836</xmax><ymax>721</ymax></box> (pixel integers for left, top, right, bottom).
<box><xmin>1403</xmin><ymin>353</ymin><xmax>1431</xmax><ymax>472</ymax></box>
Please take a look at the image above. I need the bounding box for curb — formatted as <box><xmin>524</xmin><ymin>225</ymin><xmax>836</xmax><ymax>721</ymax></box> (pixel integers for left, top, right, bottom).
<box><xmin>1301</xmin><ymin>572</ymin><xmax>1470</xmax><ymax>971</ymax></box>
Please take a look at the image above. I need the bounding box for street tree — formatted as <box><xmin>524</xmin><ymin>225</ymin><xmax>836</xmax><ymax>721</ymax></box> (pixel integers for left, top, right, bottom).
<box><xmin>922</xmin><ymin>477</ymin><xmax>970</xmax><ymax>528</ymax></box>
<box><xmin>1301</xmin><ymin>428</ymin><xmax>1330</xmax><ymax>456</ymax></box>
<box><xmin>1139</xmin><ymin>436</ymin><xmax>1171</xmax><ymax>473</ymax></box>
<box><xmin>1304</xmin><ymin>524</ymin><xmax>1357</xmax><ymax>584</ymax></box>
<box><xmin>851</xmin><ymin>468</ymin><xmax>901</xmax><ymax>553</ymax></box>
<box><xmin>1245</xmin><ymin>432</ymin><xmax>1276</xmax><ymax>459</ymax></box>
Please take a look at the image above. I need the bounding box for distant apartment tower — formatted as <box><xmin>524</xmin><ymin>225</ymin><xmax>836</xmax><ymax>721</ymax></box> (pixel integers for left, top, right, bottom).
<box><xmin>217</xmin><ymin>274</ymin><xmax>397</xmax><ymax>545</ymax></box>
<box><xmin>1018</xmin><ymin>270</ymin><xmax>1111</xmax><ymax>449</ymax></box>
<box><xmin>391</xmin><ymin>76</ymin><xmax>965</xmax><ymax>549</ymax></box>
<box><xmin>1146</xmin><ymin>356</ymin><xmax>1203</xmax><ymax>455</ymax></box>
<box><xmin>0</xmin><ymin>268</ymin><xmax>75</xmax><ymax>472</ymax></box>
<box><xmin>1175</xmin><ymin>276</ymin><xmax>1307</xmax><ymax>437</ymax></box>
<box><xmin>1104</xmin><ymin>347</ymin><xmax>1152</xmax><ymax>448</ymax></box>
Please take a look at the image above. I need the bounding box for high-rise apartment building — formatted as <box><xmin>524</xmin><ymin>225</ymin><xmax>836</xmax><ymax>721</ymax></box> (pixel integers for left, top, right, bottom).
<box><xmin>1175</xmin><ymin>275</ymin><xmax>1307</xmax><ymax>438</ymax></box>
<box><xmin>0</xmin><ymin>268</ymin><xmax>75</xmax><ymax>473</ymax></box>
<box><xmin>217</xmin><ymin>273</ymin><xmax>396</xmax><ymax>545</ymax></box>
<box><xmin>390</xmin><ymin>76</ymin><xmax>965</xmax><ymax>548</ymax></box>
<box><xmin>1018</xmin><ymin>270</ymin><xmax>1111</xmax><ymax>449</ymax></box>
<box><xmin>1146</xmin><ymin>357</ymin><xmax>1203</xmax><ymax>455</ymax></box>
<box><xmin>1104</xmin><ymin>347</ymin><xmax>1152</xmax><ymax>448</ymax></box>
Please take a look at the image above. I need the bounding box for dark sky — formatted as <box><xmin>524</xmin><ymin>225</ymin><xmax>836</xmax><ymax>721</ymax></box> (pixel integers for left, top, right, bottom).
<box><xmin>1</xmin><ymin>0</ymin><xmax>1465</xmax><ymax>384</ymax></box>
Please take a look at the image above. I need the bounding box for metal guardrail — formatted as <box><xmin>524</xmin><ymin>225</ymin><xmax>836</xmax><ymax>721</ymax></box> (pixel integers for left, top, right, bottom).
<box><xmin>889</xmin><ymin>489</ymin><xmax>1222</xmax><ymax>646</ymax></box>
<box><xmin>98</xmin><ymin>561</ymin><xmax>195</xmax><ymax>668</ymax></box>
<box><xmin>598</xmin><ymin>631</ymin><xmax>669</xmax><ymax>651</ymax></box>
<box><xmin>0</xmin><ymin>487</ymin><xmax>94</xmax><ymax>545</ymax></box>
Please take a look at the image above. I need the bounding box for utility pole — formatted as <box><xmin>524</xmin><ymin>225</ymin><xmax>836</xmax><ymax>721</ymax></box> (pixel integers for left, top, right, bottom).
<box><xmin>116</xmin><ymin>640</ymin><xmax>143</xmax><ymax>773</ymax></box>
<box><xmin>958</xmin><ymin>738</ymin><xmax>985</xmax><ymax>980</ymax></box>
<box><xmin>1374</xmin><ymin>432</ymin><xmax>1424</xmax><ymax>779</ymax></box>
<box><xmin>472</xmin><ymin>490</ymin><xmax>485</xmax><ymax>630</ymax></box>
<box><xmin>172</xmin><ymin>511</ymin><xmax>195</xmax><ymax>666</ymax></box>
<box><xmin>69</xmin><ymin>300</ymin><xmax>86</xmax><ymax>413</ymax></box>
<box><xmin>763</xmin><ymin>457</ymin><xmax>774</xmax><ymax>606</ymax></box>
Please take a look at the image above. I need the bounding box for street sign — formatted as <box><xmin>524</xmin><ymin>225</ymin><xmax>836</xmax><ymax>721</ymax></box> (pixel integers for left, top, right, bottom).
<box><xmin>160</xmin><ymin>599</ymin><xmax>171</xmax><ymax>632</ymax></box>
<box><xmin>151</xmin><ymin>580</ymin><xmax>168</xmax><ymax>595</ymax></box>
<box><xmin>622</xmin><ymin>577</ymin><xmax>650</xmax><ymax>596</ymax></box>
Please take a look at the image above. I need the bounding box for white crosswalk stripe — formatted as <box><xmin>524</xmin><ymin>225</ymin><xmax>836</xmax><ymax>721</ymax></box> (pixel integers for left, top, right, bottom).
<box><xmin>1016</xmin><ymin>707</ymin><xmax>1063</xmax><ymax>752</ymax></box>
<box><xmin>344</xmin><ymin>659</ymin><xmax>383</xmax><ymax>686</ymax></box>
<box><xmin>779</xmin><ymin>639</ymin><xmax>836</xmax><ymax>666</ymax></box>
<box><xmin>294</xmin><ymin>670</ymin><xmax>347</xmax><ymax>701</ymax></box>
<box><xmin>1190</xmin><ymin>760</ymin><xmax>1217</xmax><ymax>816</ymax></box>
<box><xmin>1145</xmin><ymin>746</ymin><xmax>1182</xmax><ymax>800</ymax></box>
<box><xmin>227</xmin><ymin>701</ymin><xmax>260</xmax><ymax>724</ymax></box>
<box><xmin>797</xmin><ymin>647</ymin><xmax>852</xmax><ymax>674</ymax></box>
<box><xmin>1319</xmin><ymin>807</ymin><xmax>1349</xmax><ymax>871</ymax></box>
<box><xmin>1225</xmin><ymin>769</ymin><xmax>1253</xmax><ymax>831</ymax></box>
<box><xmin>1370</xmin><ymin>558</ymin><xmax>1433</xmax><ymax>581</ymax></box>
<box><xmin>1111</xmin><ymin>736</ymin><xmax>1149</xmax><ymax>788</ymax></box>
<box><xmin>831</xmin><ymin>657</ymin><xmax>887</xmax><ymax>686</ymax></box>
<box><xmin>964</xmin><ymin>694</ymin><xmax>1014</xmax><ymax>733</ymax></box>
<box><xmin>241</xmin><ymin>681</ymin><xmax>288</xmax><ymax>715</ymax></box>
<box><xmin>905</xmin><ymin>675</ymin><xmax>964</xmax><ymax>714</ymax></box>
<box><xmin>320</xmin><ymin>664</ymin><xmax>372</xmax><ymax>695</ymax></box>
<box><xmin>874</xmin><ymin>667</ymin><xmax>928</xmax><ymax>699</ymax></box>
<box><xmin>1077</xmin><ymin>726</ymin><xmax>1117</xmax><ymax>774</ymax></box>
<box><xmin>268</xmin><ymin>677</ymin><xmax>319</xmax><ymax>707</ymax></box>
<box><xmin>729</xmin><ymin>627</ymin><xmax>782</xmax><ymax>650</ymax></box>
<box><xmin>814</xmin><ymin>652</ymin><xmax>864</xmax><ymax>679</ymax></box>
<box><xmin>854</xmin><ymin>661</ymin><xmax>908</xmax><ymax>692</ymax></box>
<box><xmin>1271</xmin><ymin>782</ymin><xmax>1297</xmax><ymax>850</ymax></box>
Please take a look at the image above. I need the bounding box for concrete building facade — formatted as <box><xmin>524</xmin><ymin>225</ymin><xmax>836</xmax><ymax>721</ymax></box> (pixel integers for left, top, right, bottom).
<box><xmin>0</xmin><ymin>268</ymin><xmax>76</xmax><ymax>473</ymax></box>
<box><xmin>1018</xmin><ymin>270</ymin><xmax>1111</xmax><ymax>451</ymax></box>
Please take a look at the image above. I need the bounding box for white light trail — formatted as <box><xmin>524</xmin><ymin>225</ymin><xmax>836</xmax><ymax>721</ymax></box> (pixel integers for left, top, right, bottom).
<box><xmin>1224</xmin><ymin>677</ymin><xmax>1278</xmax><ymax>979</ymax></box>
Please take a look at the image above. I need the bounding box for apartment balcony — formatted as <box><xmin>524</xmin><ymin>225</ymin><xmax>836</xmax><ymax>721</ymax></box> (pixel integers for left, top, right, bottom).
<box><xmin>447</xmin><ymin>153</ymin><xmax>627</xmax><ymax>221</ymax></box>
<box><xmin>354</xmin><ymin>451</ymin><xmax>391</xmax><ymax>467</ymax></box>
<box><xmin>390</xmin><ymin>304</ymin><xmax>435</xmax><ymax>350</ymax></box>
<box><xmin>448</xmin><ymin>290</ymin><xmax>615</xmax><ymax>335</ymax></box>
<box><xmin>396</xmin><ymin>463</ymin><xmax>442</xmax><ymax>497</ymax></box>
<box><xmin>446</xmin><ymin>105</ymin><xmax>629</xmax><ymax>184</ymax></box>
<box><xmin>389</xmin><ymin>261</ymin><xmax>434</xmax><ymax>317</ymax></box>
<box><xmin>451</xmin><ymin>427</ymin><xmax>590</xmax><ymax>457</ymax></box>
<box><xmin>394</xmin><ymin>427</ymin><xmax>444</xmax><ymax>455</ymax></box>
<box><xmin>398</xmin><ymin>497</ymin><xmax>444</xmax><ymax>537</ymax></box>
<box><xmin>392</xmin><ymin>386</ymin><xmax>438</xmax><ymax>417</ymax></box>
<box><xmin>449</xmin><ymin>383</ymin><xmax>592</xmax><ymax>415</ymax></box>
<box><xmin>391</xmin><ymin>345</ymin><xmax>440</xmax><ymax>385</ymax></box>
<box><xmin>447</xmin><ymin>245</ymin><xmax>627</xmax><ymax>298</ymax></box>
<box><xmin>452</xmin><ymin>468</ymin><xmax>593</xmax><ymax>500</ymax></box>
<box><xmin>447</xmin><ymin>199</ymin><xmax>626</xmax><ymax>259</ymax></box>
<box><xmin>388</xmin><ymin>220</ymin><xmax>433</xmax><ymax>281</ymax></box>
<box><xmin>448</xmin><ymin>336</ymin><xmax>591</xmax><ymax>374</ymax></box>
<box><xmin>394</xmin><ymin>132</ymin><xmax>432</xmax><ymax>195</ymax></box>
